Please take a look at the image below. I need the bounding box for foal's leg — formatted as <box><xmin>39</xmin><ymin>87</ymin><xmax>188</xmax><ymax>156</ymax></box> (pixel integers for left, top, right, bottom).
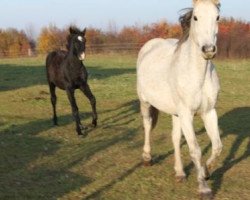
<box><xmin>49</xmin><ymin>83</ymin><xmax>58</xmax><ymax>125</ymax></box>
<box><xmin>179</xmin><ymin>107</ymin><xmax>212</xmax><ymax>196</ymax></box>
<box><xmin>80</xmin><ymin>83</ymin><xmax>97</xmax><ymax>127</ymax></box>
<box><xmin>66</xmin><ymin>87</ymin><xmax>87</xmax><ymax>136</ymax></box>
<box><xmin>201</xmin><ymin>109</ymin><xmax>223</xmax><ymax>178</ymax></box>
<box><xmin>140</xmin><ymin>101</ymin><xmax>153</xmax><ymax>165</ymax></box>
<box><xmin>172</xmin><ymin>115</ymin><xmax>186</xmax><ymax>182</ymax></box>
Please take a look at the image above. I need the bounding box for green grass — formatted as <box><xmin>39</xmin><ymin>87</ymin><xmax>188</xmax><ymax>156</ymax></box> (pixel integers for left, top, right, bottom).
<box><xmin>0</xmin><ymin>55</ymin><xmax>249</xmax><ymax>200</ymax></box>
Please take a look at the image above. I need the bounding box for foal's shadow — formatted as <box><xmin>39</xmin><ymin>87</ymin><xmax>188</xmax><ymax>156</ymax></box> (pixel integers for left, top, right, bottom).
<box><xmin>0</xmin><ymin>115</ymin><xmax>92</xmax><ymax>199</ymax></box>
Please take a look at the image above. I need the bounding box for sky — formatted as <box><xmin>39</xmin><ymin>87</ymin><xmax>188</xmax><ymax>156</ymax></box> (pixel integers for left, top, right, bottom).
<box><xmin>0</xmin><ymin>0</ymin><xmax>249</xmax><ymax>37</ymax></box>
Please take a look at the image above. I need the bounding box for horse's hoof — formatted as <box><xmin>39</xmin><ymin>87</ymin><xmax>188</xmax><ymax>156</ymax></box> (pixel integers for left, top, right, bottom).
<box><xmin>175</xmin><ymin>175</ymin><xmax>186</xmax><ymax>183</ymax></box>
<box><xmin>205</xmin><ymin>166</ymin><xmax>211</xmax><ymax>180</ymax></box>
<box><xmin>143</xmin><ymin>160</ymin><xmax>152</xmax><ymax>166</ymax></box>
<box><xmin>200</xmin><ymin>191</ymin><xmax>214</xmax><ymax>200</ymax></box>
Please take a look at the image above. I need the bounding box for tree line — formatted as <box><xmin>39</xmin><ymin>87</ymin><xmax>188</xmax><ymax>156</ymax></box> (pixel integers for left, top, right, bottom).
<box><xmin>0</xmin><ymin>18</ymin><xmax>249</xmax><ymax>58</ymax></box>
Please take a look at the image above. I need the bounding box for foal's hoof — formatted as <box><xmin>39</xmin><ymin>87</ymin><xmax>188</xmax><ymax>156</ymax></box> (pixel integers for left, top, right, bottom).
<box><xmin>175</xmin><ymin>175</ymin><xmax>186</xmax><ymax>183</ymax></box>
<box><xmin>52</xmin><ymin>121</ymin><xmax>58</xmax><ymax>126</ymax></box>
<box><xmin>91</xmin><ymin>119</ymin><xmax>97</xmax><ymax>128</ymax></box>
<box><xmin>77</xmin><ymin>126</ymin><xmax>88</xmax><ymax>137</ymax></box>
<box><xmin>199</xmin><ymin>191</ymin><xmax>214</xmax><ymax>200</ymax></box>
<box><xmin>78</xmin><ymin>132</ymin><xmax>88</xmax><ymax>138</ymax></box>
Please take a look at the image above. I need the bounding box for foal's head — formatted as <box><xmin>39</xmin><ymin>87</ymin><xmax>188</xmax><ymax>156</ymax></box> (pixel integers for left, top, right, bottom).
<box><xmin>67</xmin><ymin>26</ymin><xmax>87</xmax><ymax>60</ymax></box>
<box><xmin>189</xmin><ymin>0</ymin><xmax>220</xmax><ymax>60</ymax></box>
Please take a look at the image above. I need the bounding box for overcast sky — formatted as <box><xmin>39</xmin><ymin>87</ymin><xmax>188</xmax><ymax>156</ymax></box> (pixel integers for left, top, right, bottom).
<box><xmin>0</xmin><ymin>0</ymin><xmax>249</xmax><ymax>36</ymax></box>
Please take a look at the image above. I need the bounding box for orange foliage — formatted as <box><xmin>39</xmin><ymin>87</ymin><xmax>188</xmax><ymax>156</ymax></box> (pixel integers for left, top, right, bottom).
<box><xmin>218</xmin><ymin>18</ymin><xmax>250</xmax><ymax>58</ymax></box>
<box><xmin>0</xmin><ymin>28</ymin><xmax>30</xmax><ymax>57</ymax></box>
<box><xmin>37</xmin><ymin>25</ymin><xmax>67</xmax><ymax>53</ymax></box>
<box><xmin>35</xmin><ymin>18</ymin><xmax>249</xmax><ymax>58</ymax></box>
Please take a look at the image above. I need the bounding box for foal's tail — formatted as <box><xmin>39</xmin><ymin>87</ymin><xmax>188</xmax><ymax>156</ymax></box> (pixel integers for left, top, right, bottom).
<box><xmin>150</xmin><ymin>106</ymin><xmax>159</xmax><ymax>130</ymax></box>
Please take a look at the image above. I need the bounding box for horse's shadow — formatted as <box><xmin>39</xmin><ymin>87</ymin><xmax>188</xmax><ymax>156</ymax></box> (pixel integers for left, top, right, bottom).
<box><xmin>189</xmin><ymin>107</ymin><xmax>250</xmax><ymax>195</ymax></box>
<box><xmin>210</xmin><ymin>107</ymin><xmax>250</xmax><ymax>195</ymax></box>
<box><xmin>147</xmin><ymin>106</ymin><xmax>249</xmax><ymax>196</ymax></box>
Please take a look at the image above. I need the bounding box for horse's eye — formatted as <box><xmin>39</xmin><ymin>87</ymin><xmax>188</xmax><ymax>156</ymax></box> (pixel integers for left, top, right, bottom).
<box><xmin>216</xmin><ymin>16</ymin><xmax>220</xmax><ymax>21</ymax></box>
<box><xmin>194</xmin><ymin>16</ymin><xmax>198</xmax><ymax>21</ymax></box>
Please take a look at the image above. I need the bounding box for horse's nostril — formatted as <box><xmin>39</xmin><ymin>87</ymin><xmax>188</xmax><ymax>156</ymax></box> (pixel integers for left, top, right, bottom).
<box><xmin>212</xmin><ymin>46</ymin><xmax>216</xmax><ymax>53</ymax></box>
<box><xmin>202</xmin><ymin>45</ymin><xmax>216</xmax><ymax>53</ymax></box>
<box><xmin>202</xmin><ymin>46</ymin><xmax>206</xmax><ymax>53</ymax></box>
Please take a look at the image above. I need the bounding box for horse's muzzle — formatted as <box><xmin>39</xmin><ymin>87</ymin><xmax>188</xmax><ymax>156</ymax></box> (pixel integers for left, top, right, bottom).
<box><xmin>202</xmin><ymin>45</ymin><xmax>217</xmax><ymax>60</ymax></box>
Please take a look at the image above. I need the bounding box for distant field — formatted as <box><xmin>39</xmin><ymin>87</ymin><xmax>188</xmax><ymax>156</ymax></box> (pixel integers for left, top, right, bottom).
<box><xmin>0</xmin><ymin>54</ymin><xmax>249</xmax><ymax>200</ymax></box>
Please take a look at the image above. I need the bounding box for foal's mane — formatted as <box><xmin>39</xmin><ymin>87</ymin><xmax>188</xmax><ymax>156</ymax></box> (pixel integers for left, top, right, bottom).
<box><xmin>66</xmin><ymin>26</ymin><xmax>83</xmax><ymax>50</ymax></box>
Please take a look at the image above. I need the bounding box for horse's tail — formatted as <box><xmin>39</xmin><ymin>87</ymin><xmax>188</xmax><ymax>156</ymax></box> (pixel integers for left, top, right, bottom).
<box><xmin>150</xmin><ymin>106</ymin><xmax>159</xmax><ymax>130</ymax></box>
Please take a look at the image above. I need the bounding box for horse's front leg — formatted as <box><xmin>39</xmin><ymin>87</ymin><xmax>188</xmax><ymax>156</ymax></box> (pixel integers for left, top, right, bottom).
<box><xmin>80</xmin><ymin>83</ymin><xmax>97</xmax><ymax>127</ymax></box>
<box><xmin>172</xmin><ymin>115</ymin><xmax>186</xmax><ymax>182</ymax></box>
<box><xmin>179</xmin><ymin>107</ymin><xmax>212</xmax><ymax>198</ymax></box>
<box><xmin>201</xmin><ymin>109</ymin><xmax>223</xmax><ymax>179</ymax></box>
<box><xmin>66</xmin><ymin>87</ymin><xmax>87</xmax><ymax>137</ymax></box>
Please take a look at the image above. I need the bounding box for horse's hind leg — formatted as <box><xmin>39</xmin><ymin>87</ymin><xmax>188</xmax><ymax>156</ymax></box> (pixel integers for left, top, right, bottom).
<box><xmin>172</xmin><ymin>115</ymin><xmax>186</xmax><ymax>182</ymax></box>
<box><xmin>140</xmin><ymin>100</ymin><xmax>158</xmax><ymax>166</ymax></box>
<box><xmin>80</xmin><ymin>83</ymin><xmax>97</xmax><ymax>127</ymax></box>
<box><xmin>201</xmin><ymin>109</ymin><xmax>222</xmax><ymax>179</ymax></box>
<box><xmin>49</xmin><ymin>83</ymin><xmax>58</xmax><ymax>125</ymax></box>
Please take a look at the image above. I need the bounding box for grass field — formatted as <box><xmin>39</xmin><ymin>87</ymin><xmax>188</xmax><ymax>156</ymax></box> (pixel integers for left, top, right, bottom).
<box><xmin>0</xmin><ymin>54</ymin><xmax>249</xmax><ymax>200</ymax></box>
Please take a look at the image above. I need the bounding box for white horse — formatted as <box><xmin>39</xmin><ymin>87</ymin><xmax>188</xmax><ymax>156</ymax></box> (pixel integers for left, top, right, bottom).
<box><xmin>137</xmin><ymin>0</ymin><xmax>222</xmax><ymax>198</ymax></box>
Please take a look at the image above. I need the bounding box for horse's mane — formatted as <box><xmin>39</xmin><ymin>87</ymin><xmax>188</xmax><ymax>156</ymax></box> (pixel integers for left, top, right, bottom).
<box><xmin>177</xmin><ymin>8</ymin><xmax>193</xmax><ymax>48</ymax></box>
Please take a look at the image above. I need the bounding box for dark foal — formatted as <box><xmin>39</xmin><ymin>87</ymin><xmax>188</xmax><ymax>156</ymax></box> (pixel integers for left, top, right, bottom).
<box><xmin>46</xmin><ymin>27</ymin><xmax>97</xmax><ymax>137</ymax></box>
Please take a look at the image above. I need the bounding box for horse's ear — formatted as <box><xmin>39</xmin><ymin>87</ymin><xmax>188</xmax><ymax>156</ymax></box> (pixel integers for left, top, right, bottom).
<box><xmin>212</xmin><ymin>0</ymin><xmax>220</xmax><ymax>6</ymax></box>
<box><xmin>193</xmin><ymin>0</ymin><xmax>220</xmax><ymax>6</ymax></box>
<box><xmin>82</xmin><ymin>28</ymin><xmax>86</xmax><ymax>36</ymax></box>
<box><xmin>193</xmin><ymin>0</ymin><xmax>200</xmax><ymax>5</ymax></box>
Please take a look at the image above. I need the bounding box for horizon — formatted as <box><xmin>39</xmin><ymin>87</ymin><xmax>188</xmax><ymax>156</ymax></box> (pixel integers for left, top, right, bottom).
<box><xmin>0</xmin><ymin>0</ymin><xmax>249</xmax><ymax>37</ymax></box>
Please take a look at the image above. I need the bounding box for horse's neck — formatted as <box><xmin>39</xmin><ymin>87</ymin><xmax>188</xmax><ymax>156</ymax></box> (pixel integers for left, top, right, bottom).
<box><xmin>177</xmin><ymin>37</ymin><xmax>209</xmax><ymax>84</ymax></box>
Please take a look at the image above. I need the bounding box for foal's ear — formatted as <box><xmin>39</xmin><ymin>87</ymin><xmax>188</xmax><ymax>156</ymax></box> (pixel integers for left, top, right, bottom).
<box><xmin>82</xmin><ymin>28</ymin><xmax>87</xmax><ymax>36</ymax></box>
<box><xmin>69</xmin><ymin>26</ymin><xmax>80</xmax><ymax>35</ymax></box>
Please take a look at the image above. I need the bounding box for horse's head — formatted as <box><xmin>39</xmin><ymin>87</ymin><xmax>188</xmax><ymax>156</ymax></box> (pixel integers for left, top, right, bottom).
<box><xmin>67</xmin><ymin>26</ymin><xmax>87</xmax><ymax>60</ymax></box>
<box><xmin>191</xmin><ymin>0</ymin><xmax>220</xmax><ymax>60</ymax></box>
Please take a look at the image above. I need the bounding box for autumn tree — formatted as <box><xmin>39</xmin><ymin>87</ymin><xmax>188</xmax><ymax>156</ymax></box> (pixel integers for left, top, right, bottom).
<box><xmin>37</xmin><ymin>24</ymin><xmax>67</xmax><ymax>53</ymax></box>
<box><xmin>0</xmin><ymin>28</ymin><xmax>30</xmax><ymax>57</ymax></box>
<box><xmin>217</xmin><ymin>18</ymin><xmax>250</xmax><ymax>58</ymax></box>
